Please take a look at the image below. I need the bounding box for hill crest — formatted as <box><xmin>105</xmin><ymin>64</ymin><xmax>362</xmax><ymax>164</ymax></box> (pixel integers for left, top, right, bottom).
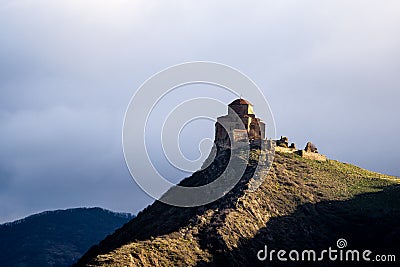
<box><xmin>76</xmin><ymin>149</ymin><xmax>400</xmax><ymax>266</ymax></box>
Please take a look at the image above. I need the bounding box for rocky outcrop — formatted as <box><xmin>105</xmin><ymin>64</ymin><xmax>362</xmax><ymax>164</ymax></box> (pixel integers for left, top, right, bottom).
<box><xmin>304</xmin><ymin>142</ymin><xmax>318</xmax><ymax>153</ymax></box>
<box><xmin>276</xmin><ymin>136</ymin><xmax>289</xmax><ymax>148</ymax></box>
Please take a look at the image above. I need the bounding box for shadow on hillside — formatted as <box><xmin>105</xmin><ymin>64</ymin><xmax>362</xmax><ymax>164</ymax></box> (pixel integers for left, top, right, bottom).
<box><xmin>75</xmin><ymin>148</ymin><xmax>262</xmax><ymax>266</ymax></box>
<box><xmin>196</xmin><ymin>184</ymin><xmax>400</xmax><ymax>267</ymax></box>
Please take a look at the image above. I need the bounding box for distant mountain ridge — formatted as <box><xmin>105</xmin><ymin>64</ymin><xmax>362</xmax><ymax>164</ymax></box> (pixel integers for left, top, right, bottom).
<box><xmin>1</xmin><ymin>207</ymin><xmax>132</xmax><ymax>227</ymax></box>
<box><xmin>0</xmin><ymin>207</ymin><xmax>134</xmax><ymax>267</ymax></box>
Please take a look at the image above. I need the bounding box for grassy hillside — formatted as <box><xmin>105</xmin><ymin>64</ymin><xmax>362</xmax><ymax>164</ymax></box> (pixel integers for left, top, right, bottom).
<box><xmin>76</xmin><ymin>151</ymin><xmax>399</xmax><ymax>266</ymax></box>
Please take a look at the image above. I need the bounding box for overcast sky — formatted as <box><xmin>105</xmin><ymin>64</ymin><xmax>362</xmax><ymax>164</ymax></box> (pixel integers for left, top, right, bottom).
<box><xmin>1</xmin><ymin>0</ymin><xmax>399</xmax><ymax>223</ymax></box>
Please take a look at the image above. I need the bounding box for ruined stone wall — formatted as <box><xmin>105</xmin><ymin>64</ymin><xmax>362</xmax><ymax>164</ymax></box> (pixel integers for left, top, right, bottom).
<box><xmin>275</xmin><ymin>146</ymin><xmax>297</xmax><ymax>154</ymax></box>
<box><xmin>275</xmin><ymin>137</ymin><xmax>328</xmax><ymax>161</ymax></box>
<box><xmin>297</xmin><ymin>150</ymin><xmax>327</xmax><ymax>161</ymax></box>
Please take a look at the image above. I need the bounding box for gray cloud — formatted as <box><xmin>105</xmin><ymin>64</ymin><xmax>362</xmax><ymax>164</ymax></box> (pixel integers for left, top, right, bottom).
<box><xmin>0</xmin><ymin>0</ymin><xmax>399</xmax><ymax>222</ymax></box>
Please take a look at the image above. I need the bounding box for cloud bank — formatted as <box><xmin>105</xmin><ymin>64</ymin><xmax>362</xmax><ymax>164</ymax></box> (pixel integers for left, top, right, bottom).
<box><xmin>0</xmin><ymin>0</ymin><xmax>399</xmax><ymax>222</ymax></box>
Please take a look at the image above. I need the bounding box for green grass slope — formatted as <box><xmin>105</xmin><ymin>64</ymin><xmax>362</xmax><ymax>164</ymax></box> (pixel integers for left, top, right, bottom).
<box><xmin>76</xmin><ymin>151</ymin><xmax>399</xmax><ymax>266</ymax></box>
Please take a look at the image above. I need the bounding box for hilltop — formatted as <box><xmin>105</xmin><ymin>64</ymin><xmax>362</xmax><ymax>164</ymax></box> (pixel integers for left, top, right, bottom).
<box><xmin>0</xmin><ymin>207</ymin><xmax>134</xmax><ymax>267</ymax></box>
<box><xmin>76</xmin><ymin>149</ymin><xmax>400</xmax><ymax>266</ymax></box>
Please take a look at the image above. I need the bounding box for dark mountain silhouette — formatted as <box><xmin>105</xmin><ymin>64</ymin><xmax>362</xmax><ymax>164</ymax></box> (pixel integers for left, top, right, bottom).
<box><xmin>75</xmin><ymin>149</ymin><xmax>400</xmax><ymax>266</ymax></box>
<box><xmin>0</xmin><ymin>207</ymin><xmax>134</xmax><ymax>267</ymax></box>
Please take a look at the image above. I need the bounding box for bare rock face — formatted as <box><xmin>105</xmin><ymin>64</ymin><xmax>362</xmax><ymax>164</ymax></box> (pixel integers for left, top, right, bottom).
<box><xmin>304</xmin><ymin>142</ymin><xmax>318</xmax><ymax>153</ymax></box>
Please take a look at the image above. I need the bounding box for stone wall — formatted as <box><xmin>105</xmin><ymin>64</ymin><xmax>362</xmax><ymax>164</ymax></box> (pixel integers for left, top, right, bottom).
<box><xmin>296</xmin><ymin>150</ymin><xmax>327</xmax><ymax>161</ymax></box>
<box><xmin>275</xmin><ymin>146</ymin><xmax>297</xmax><ymax>154</ymax></box>
<box><xmin>275</xmin><ymin>137</ymin><xmax>327</xmax><ymax>161</ymax></box>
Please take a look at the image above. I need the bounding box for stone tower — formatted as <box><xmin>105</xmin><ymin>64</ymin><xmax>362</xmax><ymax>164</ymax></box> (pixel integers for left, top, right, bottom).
<box><xmin>215</xmin><ymin>98</ymin><xmax>265</xmax><ymax>148</ymax></box>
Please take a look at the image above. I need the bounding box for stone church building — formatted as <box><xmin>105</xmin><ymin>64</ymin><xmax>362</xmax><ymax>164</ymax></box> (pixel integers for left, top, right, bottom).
<box><xmin>215</xmin><ymin>98</ymin><xmax>265</xmax><ymax>148</ymax></box>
